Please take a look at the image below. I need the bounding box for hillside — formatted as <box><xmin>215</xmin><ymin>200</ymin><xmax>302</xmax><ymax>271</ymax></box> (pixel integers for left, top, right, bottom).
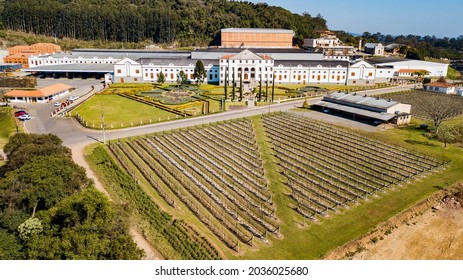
<box><xmin>1</xmin><ymin>0</ymin><xmax>327</xmax><ymax>47</ymax></box>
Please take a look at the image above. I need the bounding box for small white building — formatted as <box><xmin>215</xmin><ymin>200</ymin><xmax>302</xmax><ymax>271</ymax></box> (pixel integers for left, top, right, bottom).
<box><xmin>364</xmin><ymin>43</ymin><xmax>385</xmax><ymax>56</ymax></box>
<box><xmin>304</xmin><ymin>31</ymin><xmax>342</xmax><ymax>48</ymax></box>
<box><xmin>5</xmin><ymin>83</ymin><xmax>74</xmax><ymax>103</ymax></box>
<box><xmin>424</xmin><ymin>81</ymin><xmax>455</xmax><ymax>94</ymax></box>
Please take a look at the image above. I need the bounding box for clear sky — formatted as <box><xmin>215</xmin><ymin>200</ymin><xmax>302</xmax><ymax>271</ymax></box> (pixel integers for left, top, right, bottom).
<box><xmin>247</xmin><ymin>0</ymin><xmax>462</xmax><ymax>38</ymax></box>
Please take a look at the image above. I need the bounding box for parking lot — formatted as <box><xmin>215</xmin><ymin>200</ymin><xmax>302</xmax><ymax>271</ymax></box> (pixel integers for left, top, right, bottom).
<box><xmin>11</xmin><ymin>78</ymin><xmax>103</xmax><ymax>136</ymax></box>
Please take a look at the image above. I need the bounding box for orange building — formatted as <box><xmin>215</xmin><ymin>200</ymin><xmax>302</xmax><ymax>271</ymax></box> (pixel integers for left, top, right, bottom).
<box><xmin>4</xmin><ymin>43</ymin><xmax>61</xmax><ymax>68</ymax></box>
<box><xmin>221</xmin><ymin>28</ymin><xmax>294</xmax><ymax>48</ymax></box>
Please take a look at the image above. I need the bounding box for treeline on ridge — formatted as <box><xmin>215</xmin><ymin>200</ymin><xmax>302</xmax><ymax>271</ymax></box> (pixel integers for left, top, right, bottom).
<box><xmin>2</xmin><ymin>0</ymin><xmax>327</xmax><ymax>46</ymax></box>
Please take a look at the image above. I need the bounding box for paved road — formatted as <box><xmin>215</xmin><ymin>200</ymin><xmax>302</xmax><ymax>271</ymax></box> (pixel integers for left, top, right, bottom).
<box><xmin>18</xmin><ymin>82</ymin><xmax>415</xmax><ymax>148</ymax></box>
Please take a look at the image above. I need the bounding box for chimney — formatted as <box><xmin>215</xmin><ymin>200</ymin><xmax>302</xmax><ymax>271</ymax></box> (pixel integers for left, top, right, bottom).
<box><xmin>358</xmin><ymin>38</ymin><xmax>362</xmax><ymax>51</ymax></box>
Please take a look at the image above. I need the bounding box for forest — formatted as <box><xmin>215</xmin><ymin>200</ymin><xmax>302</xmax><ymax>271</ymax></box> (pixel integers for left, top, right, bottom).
<box><xmin>0</xmin><ymin>133</ymin><xmax>143</xmax><ymax>259</ymax></box>
<box><xmin>1</xmin><ymin>0</ymin><xmax>327</xmax><ymax>46</ymax></box>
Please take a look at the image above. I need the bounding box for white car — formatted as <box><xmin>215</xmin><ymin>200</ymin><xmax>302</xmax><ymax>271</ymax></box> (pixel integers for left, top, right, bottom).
<box><xmin>18</xmin><ymin>114</ymin><xmax>31</xmax><ymax>121</ymax></box>
<box><xmin>67</xmin><ymin>95</ymin><xmax>79</xmax><ymax>101</ymax></box>
<box><xmin>54</xmin><ymin>101</ymin><xmax>61</xmax><ymax>107</ymax></box>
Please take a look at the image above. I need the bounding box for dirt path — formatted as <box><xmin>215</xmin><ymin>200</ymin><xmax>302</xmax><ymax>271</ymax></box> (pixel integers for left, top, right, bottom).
<box><xmin>70</xmin><ymin>143</ymin><xmax>162</xmax><ymax>260</ymax></box>
<box><xmin>325</xmin><ymin>183</ymin><xmax>463</xmax><ymax>260</ymax></box>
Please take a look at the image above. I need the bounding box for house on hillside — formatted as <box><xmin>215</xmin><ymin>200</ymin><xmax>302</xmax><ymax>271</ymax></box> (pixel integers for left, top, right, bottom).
<box><xmin>364</xmin><ymin>43</ymin><xmax>385</xmax><ymax>56</ymax></box>
<box><xmin>424</xmin><ymin>81</ymin><xmax>455</xmax><ymax>94</ymax></box>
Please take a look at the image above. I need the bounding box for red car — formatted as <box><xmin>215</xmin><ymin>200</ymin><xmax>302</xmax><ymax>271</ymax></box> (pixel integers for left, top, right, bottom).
<box><xmin>14</xmin><ymin>110</ymin><xmax>28</xmax><ymax>117</ymax></box>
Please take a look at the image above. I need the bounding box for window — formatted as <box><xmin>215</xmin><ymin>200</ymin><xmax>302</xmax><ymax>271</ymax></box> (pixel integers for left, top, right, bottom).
<box><xmin>134</xmin><ymin>78</ymin><xmax>138</xmax><ymax>81</ymax></box>
<box><xmin>368</xmin><ymin>72</ymin><xmax>373</xmax><ymax>77</ymax></box>
<box><xmin>209</xmin><ymin>74</ymin><xmax>213</xmax><ymax>80</ymax></box>
<box><xmin>135</xmin><ymin>69</ymin><xmax>140</xmax><ymax>74</ymax></box>
<box><xmin>117</xmin><ymin>69</ymin><xmax>121</xmax><ymax>74</ymax></box>
<box><xmin>351</xmin><ymin>72</ymin><xmax>355</xmax><ymax>76</ymax></box>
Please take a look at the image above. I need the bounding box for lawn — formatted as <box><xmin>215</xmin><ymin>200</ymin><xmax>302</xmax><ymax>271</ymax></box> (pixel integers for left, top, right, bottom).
<box><xmin>72</xmin><ymin>95</ymin><xmax>178</xmax><ymax>129</ymax></box>
<box><xmin>0</xmin><ymin>107</ymin><xmax>16</xmax><ymax>146</ymax></box>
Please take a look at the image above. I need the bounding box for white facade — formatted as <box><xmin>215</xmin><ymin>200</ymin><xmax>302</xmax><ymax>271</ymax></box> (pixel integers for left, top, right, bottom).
<box><xmin>346</xmin><ymin>61</ymin><xmax>377</xmax><ymax>86</ymax></box>
<box><xmin>386</xmin><ymin>103</ymin><xmax>411</xmax><ymax>115</ymax></box>
<box><xmin>113</xmin><ymin>50</ymin><xmax>394</xmax><ymax>87</ymax></box>
<box><xmin>29</xmin><ymin>54</ymin><xmax>120</xmax><ymax>68</ymax></box>
<box><xmin>374</xmin><ymin>59</ymin><xmax>448</xmax><ymax>77</ymax></box>
<box><xmin>424</xmin><ymin>82</ymin><xmax>455</xmax><ymax>94</ymax></box>
<box><xmin>219</xmin><ymin>50</ymin><xmax>274</xmax><ymax>86</ymax></box>
<box><xmin>113</xmin><ymin>58</ymin><xmax>219</xmax><ymax>84</ymax></box>
<box><xmin>364</xmin><ymin>43</ymin><xmax>385</xmax><ymax>56</ymax></box>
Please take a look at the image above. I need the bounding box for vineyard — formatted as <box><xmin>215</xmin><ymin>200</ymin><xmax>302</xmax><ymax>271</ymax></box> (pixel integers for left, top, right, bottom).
<box><xmin>87</xmin><ymin>146</ymin><xmax>221</xmax><ymax>260</ymax></box>
<box><xmin>108</xmin><ymin>119</ymin><xmax>279</xmax><ymax>251</ymax></box>
<box><xmin>97</xmin><ymin>112</ymin><xmax>451</xmax><ymax>258</ymax></box>
<box><xmin>263</xmin><ymin>112</ymin><xmax>446</xmax><ymax>220</ymax></box>
<box><xmin>378</xmin><ymin>90</ymin><xmax>463</xmax><ymax>120</ymax></box>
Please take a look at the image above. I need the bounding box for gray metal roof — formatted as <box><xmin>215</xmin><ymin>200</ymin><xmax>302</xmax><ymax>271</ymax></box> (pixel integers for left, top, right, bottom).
<box><xmin>136</xmin><ymin>58</ymin><xmax>217</xmax><ymax>67</ymax></box>
<box><xmin>221</xmin><ymin>28</ymin><xmax>294</xmax><ymax>34</ymax></box>
<box><xmin>73</xmin><ymin>48</ymin><xmax>191</xmax><ymax>54</ymax></box>
<box><xmin>41</xmin><ymin>50</ymin><xmax>191</xmax><ymax>60</ymax></box>
<box><xmin>324</xmin><ymin>92</ymin><xmax>399</xmax><ymax>110</ymax></box>
<box><xmin>366</xmin><ymin>57</ymin><xmax>411</xmax><ymax>64</ymax></box>
<box><xmin>314</xmin><ymin>101</ymin><xmax>396</xmax><ymax>121</ymax></box>
<box><xmin>364</xmin><ymin>43</ymin><xmax>380</xmax><ymax>48</ymax></box>
<box><xmin>274</xmin><ymin>60</ymin><xmax>349</xmax><ymax>67</ymax></box>
<box><xmin>22</xmin><ymin>64</ymin><xmax>114</xmax><ymax>73</ymax></box>
<box><xmin>193</xmin><ymin>48</ymin><xmax>308</xmax><ymax>54</ymax></box>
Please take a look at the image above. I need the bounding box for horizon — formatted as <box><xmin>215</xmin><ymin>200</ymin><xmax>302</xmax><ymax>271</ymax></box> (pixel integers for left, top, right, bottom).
<box><xmin>247</xmin><ymin>0</ymin><xmax>463</xmax><ymax>39</ymax></box>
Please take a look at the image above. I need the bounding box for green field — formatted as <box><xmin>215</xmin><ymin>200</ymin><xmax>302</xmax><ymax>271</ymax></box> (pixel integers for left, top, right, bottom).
<box><xmin>0</xmin><ymin>107</ymin><xmax>16</xmax><ymax>146</ymax></box>
<box><xmin>72</xmin><ymin>95</ymin><xmax>179</xmax><ymax>129</ymax></box>
<box><xmin>86</xmin><ymin>113</ymin><xmax>463</xmax><ymax>260</ymax></box>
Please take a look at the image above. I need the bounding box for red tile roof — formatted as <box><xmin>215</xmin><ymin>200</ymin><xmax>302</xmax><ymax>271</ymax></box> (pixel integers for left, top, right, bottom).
<box><xmin>5</xmin><ymin>83</ymin><xmax>74</xmax><ymax>98</ymax></box>
<box><xmin>425</xmin><ymin>82</ymin><xmax>454</xmax><ymax>88</ymax></box>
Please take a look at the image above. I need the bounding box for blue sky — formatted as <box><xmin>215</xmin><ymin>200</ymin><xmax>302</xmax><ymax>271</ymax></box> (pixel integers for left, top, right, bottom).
<box><xmin>247</xmin><ymin>0</ymin><xmax>462</xmax><ymax>38</ymax></box>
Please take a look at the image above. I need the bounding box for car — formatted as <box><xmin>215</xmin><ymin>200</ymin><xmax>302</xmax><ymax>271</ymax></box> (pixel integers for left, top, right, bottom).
<box><xmin>323</xmin><ymin>108</ymin><xmax>330</xmax><ymax>113</ymax></box>
<box><xmin>14</xmin><ymin>110</ymin><xmax>27</xmax><ymax>117</ymax></box>
<box><xmin>54</xmin><ymin>101</ymin><xmax>61</xmax><ymax>107</ymax></box>
<box><xmin>67</xmin><ymin>95</ymin><xmax>79</xmax><ymax>101</ymax></box>
<box><xmin>18</xmin><ymin>114</ymin><xmax>31</xmax><ymax>121</ymax></box>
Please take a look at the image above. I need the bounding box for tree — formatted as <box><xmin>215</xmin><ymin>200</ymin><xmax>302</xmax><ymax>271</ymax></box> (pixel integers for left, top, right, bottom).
<box><xmin>193</xmin><ymin>60</ymin><xmax>206</xmax><ymax>85</ymax></box>
<box><xmin>436</xmin><ymin>76</ymin><xmax>448</xmax><ymax>83</ymax></box>
<box><xmin>232</xmin><ymin>69</ymin><xmax>236</xmax><ymax>101</ymax></box>
<box><xmin>23</xmin><ymin>188</ymin><xmax>143</xmax><ymax>260</ymax></box>
<box><xmin>302</xmin><ymin>99</ymin><xmax>309</xmax><ymax>109</ymax></box>
<box><xmin>422</xmin><ymin>94</ymin><xmax>462</xmax><ymax>133</ymax></box>
<box><xmin>437</xmin><ymin>124</ymin><xmax>456</xmax><ymax>148</ymax></box>
<box><xmin>178</xmin><ymin>70</ymin><xmax>188</xmax><ymax>84</ymax></box>
<box><xmin>157</xmin><ymin>71</ymin><xmax>165</xmax><ymax>84</ymax></box>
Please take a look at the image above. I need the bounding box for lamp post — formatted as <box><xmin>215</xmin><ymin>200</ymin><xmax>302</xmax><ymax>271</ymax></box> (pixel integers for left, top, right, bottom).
<box><xmin>101</xmin><ymin>112</ymin><xmax>106</xmax><ymax>144</ymax></box>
